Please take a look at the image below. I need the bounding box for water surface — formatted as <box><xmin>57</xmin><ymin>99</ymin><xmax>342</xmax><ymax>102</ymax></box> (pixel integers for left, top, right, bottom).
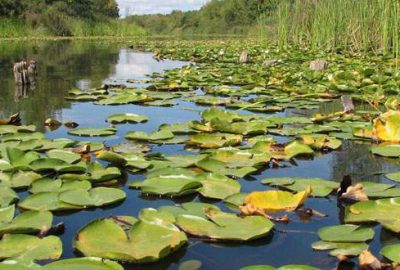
<box><xmin>0</xmin><ymin>40</ymin><xmax>399</xmax><ymax>270</ymax></box>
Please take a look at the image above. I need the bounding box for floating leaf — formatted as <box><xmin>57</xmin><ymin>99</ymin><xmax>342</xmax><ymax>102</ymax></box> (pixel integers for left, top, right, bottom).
<box><xmin>74</xmin><ymin>216</ymin><xmax>187</xmax><ymax>263</ymax></box>
<box><xmin>243</xmin><ymin>188</ymin><xmax>311</xmax><ymax>212</ymax></box>
<box><xmin>176</xmin><ymin>207</ymin><xmax>274</xmax><ymax>241</ymax></box>
<box><xmin>46</xmin><ymin>149</ymin><xmax>81</xmax><ymax>164</ymax></box>
<box><xmin>0</xmin><ymin>171</ymin><xmax>42</xmax><ymax>189</ymax></box>
<box><xmin>312</xmin><ymin>241</ymin><xmax>368</xmax><ymax>256</ymax></box>
<box><xmin>107</xmin><ymin>113</ymin><xmax>148</xmax><ymax>124</ymax></box>
<box><xmin>59</xmin><ymin>187</ymin><xmax>126</xmax><ymax>207</ymax></box>
<box><xmin>131</xmin><ymin>174</ymin><xmax>202</xmax><ymax>197</ymax></box>
<box><xmin>317</xmin><ymin>224</ymin><xmax>374</xmax><ymax>242</ymax></box>
<box><xmin>68</xmin><ymin>127</ymin><xmax>116</xmax><ymax>137</ymax></box>
<box><xmin>262</xmin><ymin>178</ymin><xmax>338</xmax><ymax>197</ymax></box>
<box><xmin>381</xmin><ymin>244</ymin><xmax>400</xmax><ymax>263</ymax></box>
<box><xmin>0</xmin><ymin>206</ymin><xmax>53</xmax><ymax>235</ymax></box>
<box><xmin>187</xmin><ymin>133</ymin><xmax>243</xmax><ymax>149</ymax></box>
<box><xmin>345</xmin><ymin>198</ymin><xmax>400</xmax><ymax>233</ymax></box>
<box><xmin>0</xmin><ymin>234</ymin><xmax>62</xmax><ymax>261</ymax></box>
<box><xmin>87</xmin><ymin>162</ymin><xmax>121</xmax><ymax>183</ymax></box>
<box><xmin>373</xmin><ymin>110</ymin><xmax>400</xmax><ymax>142</ymax></box>
<box><xmin>29</xmin><ymin>158</ymin><xmax>86</xmax><ymax>173</ymax></box>
<box><xmin>198</xmin><ymin>173</ymin><xmax>240</xmax><ymax>200</ymax></box>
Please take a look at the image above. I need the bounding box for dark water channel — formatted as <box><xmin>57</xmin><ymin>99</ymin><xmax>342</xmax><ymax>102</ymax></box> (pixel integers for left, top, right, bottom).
<box><xmin>0</xmin><ymin>40</ymin><xmax>399</xmax><ymax>270</ymax></box>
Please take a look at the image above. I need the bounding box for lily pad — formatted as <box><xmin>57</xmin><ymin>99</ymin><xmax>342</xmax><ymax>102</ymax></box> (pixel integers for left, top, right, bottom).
<box><xmin>130</xmin><ymin>174</ymin><xmax>202</xmax><ymax>197</ymax></box>
<box><xmin>46</xmin><ymin>149</ymin><xmax>81</xmax><ymax>164</ymax></box>
<box><xmin>68</xmin><ymin>127</ymin><xmax>116</xmax><ymax>137</ymax></box>
<box><xmin>262</xmin><ymin>178</ymin><xmax>338</xmax><ymax>197</ymax></box>
<box><xmin>0</xmin><ymin>205</ymin><xmax>53</xmax><ymax>235</ymax></box>
<box><xmin>107</xmin><ymin>113</ymin><xmax>148</xmax><ymax>124</ymax></box>
<box><xmin>59</xmin><ymin>187</ymin><xmax>126</xmax><ymax>207</ymax></box>
<box><xmin>370</xmin><ymin>144</ymin><xmax>400</xmax><ymax>157</ymax></box>
<box><xmin>0</xmin><ymin>234</ymin><xmax>62</xmax><ymax>261</ymax></box>
<box><xmin>317</xmin><ymin>224</ymin><xmax>374</xmax><ymax>242</ymax></box>
<box><xmin>243</xmin><ymin>188</ymin><xmax>311</xmax><ymax>212</ymax></box>
<box><xmin>187</xmin><ymin>133</ymin><xmax>243</xmax><ymax>149</ymax></box>
<box><xmin>74</xmin><ymin>216</ymin><xmax>187</xmax><ymax>263</ymax></box>
<box><xmin>381</xmin><ymin>244</ymin><xmax>400</xmax><ymax>263</ymax></box>
<box><xmin>0</xmin><ymin>171</ymin><xmax>42</xmax><ymax>189</ymax></box>
<box><xmin>87</xmin><ymin>162</ymin><xmax>121</xmax><ymax>183</ymax></box>
<box><xmin>345</xmin><ymin>198</ymin><xmax>400</xmax><ymax>233</ymax></box>
<box><xmin>176</xmin><ymin>207</ymin><xmax>274</xmax><ymax>241</ymax></box>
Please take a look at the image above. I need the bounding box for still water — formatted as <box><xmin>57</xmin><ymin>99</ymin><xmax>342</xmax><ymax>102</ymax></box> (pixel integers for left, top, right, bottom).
<box><xmin>0</xmin><ymin>40</ymin><xmax>399</xmax><ymax>270</ymax></box>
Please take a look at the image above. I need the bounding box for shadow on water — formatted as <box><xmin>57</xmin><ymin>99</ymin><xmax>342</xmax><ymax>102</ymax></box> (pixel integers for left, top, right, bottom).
<box><xmin>0</xmin><ymin>40</ymin><xmax>400</xmax><ymax>270</ymax></box>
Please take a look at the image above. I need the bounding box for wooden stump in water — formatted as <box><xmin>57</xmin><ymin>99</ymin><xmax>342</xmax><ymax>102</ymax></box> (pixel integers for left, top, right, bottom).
<box><xmin>341</xmin><ymin>95</ymin><xmax>355</xmax><ymax>113</ymax></box>
<box><xmin>240</xmin><ymin>51</ymin><xmax>249</xmax><ymax>63</ymax></box>
<box><xmin>309</xmin><ymin>59</ymin><xmax>328</xmax><ymax>71</ymax></box>
<box><xmin>13</xmin><ymin>60</ymin><xmax>37</xmax><ymax>85</ymax></box>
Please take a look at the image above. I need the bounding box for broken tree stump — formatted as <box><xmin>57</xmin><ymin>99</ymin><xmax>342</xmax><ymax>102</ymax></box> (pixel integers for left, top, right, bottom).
<box><xmin>13</xmin><ymin>60</ymin><xmax>37</xmax><ymax>85</ymax></box>
<box><xmin>309</xmin><ymin>59</ymin><xmax>328</xmax><ymax>71</ymax></box>
<box><xmin>341</xmin><ymin>95</ymin><xmax>355</xmax><ymax>113</ymax></box>
<box><xmin>240</xmin><ymin>51</ymin><xmax>249</xmax><ymax>63</ymax></box>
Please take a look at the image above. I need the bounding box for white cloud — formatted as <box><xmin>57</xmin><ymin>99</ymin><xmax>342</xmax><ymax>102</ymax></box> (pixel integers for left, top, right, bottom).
<box><xmin>117</xmin><ymin>0</ymin><xmax>209</xmax><ymax>16</ymax></box>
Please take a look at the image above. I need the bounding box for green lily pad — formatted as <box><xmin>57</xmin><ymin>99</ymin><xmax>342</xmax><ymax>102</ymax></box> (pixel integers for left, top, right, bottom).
<box><xmin>74</xmin><ymin>216</ymin><xmax>187</xmax><ymax>263</ymax></box>
<box><xmin>0</xmin><ymin>234</ymin><xmax>62</xmax><ymax>261</ymax></box>
<box><xmin>187</xmin><ymin>133</ymin><xmax>242</xmax><ymax>149</ymax></box>
<box><xmin>241</xmin><ymin>265</ymin><xmax>319</xmax><ymax>270</ymax></box>
<box><xmin>262</xmin><ymin>178</ymin><xmax>338</xmax><ymax>197</ymax></box>
<box><xmin>312</xmin><ymin>241</ymin><xmax>368</xmax><ymax>256</ymax></box>
<box><xmin>198</xmin><ymin>173</ymin><xmax>241</xmax><ymax>200</ymax></box>
<box><xmin>0</xmin><ymin>206</ymin><xmax>53</xmax><ymax>235</ymax></box>
<box><xmin>0</xmin><ymin>186</ymin><xmax>18</xmax><ymax>207</ymax></box>
<box><xmin>59</xmin><ymin>187</ymin><xmax>126</xmax><ymax>207</ymax></box>
<box><xmin>0</xmin><ymin>257</ymin><xmax>124</xmax><ymax>270</ymax></box>
<box><xmin>345</xmin><ymin>198</ymin><xmax>400</xmax><ymax>233</ymax></box>
<box><xmin>107</xmin><ymin>113</ymin><xmax>148</xmax><ymax>124</ymax></box>
<box><xmin>46</xmin><ymin>149</ymin><xmax>81</xmax><ymax>164</ymax></box>
<box><xmin>29</xmin><ymin>158</ymin><xmax>87</xmax><ymax>173</ymax></box>
<box><xmin>130</xmin><ymin>174</ymin><xmax>202</xmax><ymax>197</ymax></box>
<box><xmin>0</xmin><ymin>125</ymin><xmax>36</xmax><ymax>135</ymax></box>
<box><xmin>381</xmin><ymin>244</ymin><xmax>400</xmax><ymax>263</ymax></box>
<box><xmin>0</xmin><ymin>171</ymin><xmax>42</xmax><ymax>189</ymax></box>
<box><xmin>87</xmin><ymin>162</ymin><xmax>121</xmax><ymax>183</ymax></box>
<box><xmin>317</xmin><ymin>224</ymin><xmax>374</xmax><ymax>242</ymax></box>
<box><xmin>125</xmin><ymin>130</ymin><xmax>174</xmax><ymax>142</ymax></box>
<box><xmin>0</xmin><ymin>148</ymin><xmax>40</xmax><ymax>171</ymax></box>
<box><xmin>30</xmin><ymin>179</ymin><xmax>91</xmax><ymax>194</ymax></box>
<box><xmin>176</xmin><ymin>207</ymin><xmax>274</xmax><ymax>241</ymax></box>
<box><xmin>19</xmin><ymin>192</ymin><xmax>82</xmax><ymax>211</ymax></box>
<box><xmin>370</xmin><ymin>144</ymin><xmax>400</xmax><ymax>157</ymax></box>
<box><xmin>385</xmin><ymin>171</ymin><xmax>400</xmax><ymax>182</ymax></box>
<box><xmin>68</xmin><ymin>127</ymin><xmax>116</xmax><ymax>137</ymax></box>
<box><xmin>196</xmin><ymin>157</ymin><xmax>258</xmax><ymax>178</ymax></box>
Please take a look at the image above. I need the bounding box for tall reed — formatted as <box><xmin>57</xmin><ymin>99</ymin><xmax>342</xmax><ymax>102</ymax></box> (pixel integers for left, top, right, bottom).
<box><xmin>273</xmin><ymin>0</ymin><xmax>400</xmax><ymax>56</ymax></box>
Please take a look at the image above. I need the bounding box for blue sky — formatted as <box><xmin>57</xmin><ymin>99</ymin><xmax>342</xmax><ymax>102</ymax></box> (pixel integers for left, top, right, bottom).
<box><xmin>117</xmin><ymin>0</ymin><xmax>209</xmax><ymax>16</ymax></box>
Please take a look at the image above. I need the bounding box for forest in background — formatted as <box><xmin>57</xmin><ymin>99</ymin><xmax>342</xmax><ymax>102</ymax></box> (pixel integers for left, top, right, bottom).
<box><xmin>0</xmin><ymin>0</ymin><xmax>144</xmax><ymax>37</ymax></box>
<box><xmin>128</xmin><ymin>0</ymin><xmax>275</xmax><ymax>36</ymax></box>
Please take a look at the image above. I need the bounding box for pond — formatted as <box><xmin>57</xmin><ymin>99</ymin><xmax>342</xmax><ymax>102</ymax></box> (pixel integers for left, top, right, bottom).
<box><xmin>0</xmin><ymin>40</ymin><xmax>399</xmax><ymax>270</ymax></box>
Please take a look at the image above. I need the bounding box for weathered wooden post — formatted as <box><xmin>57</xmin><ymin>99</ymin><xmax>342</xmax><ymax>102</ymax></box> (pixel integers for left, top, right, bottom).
<box><xmin>240</xmin><ymin>50</ymin><xmax>249</xmax><ymax>63</ymax></box>
<box><xmin>309</xmin><ymin>59</ymin><xmax>328</xmax><ymax>71</ymax></box>
<box><xmin>13</xmin><ymin>60</ymin><xmax>37</xmax><ymax>85</ymax></box>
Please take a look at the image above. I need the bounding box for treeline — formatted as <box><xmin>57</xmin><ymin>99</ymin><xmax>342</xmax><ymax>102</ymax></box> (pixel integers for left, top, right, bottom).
<box><xmin>128</xmin><ymin>0</ymin><xmax>276</xmax><ymax>36</ymax></box>
<box><xmin>0</xmin><ymin>0</ymin><xmax>144</xmax><ymax>37</ymax></box>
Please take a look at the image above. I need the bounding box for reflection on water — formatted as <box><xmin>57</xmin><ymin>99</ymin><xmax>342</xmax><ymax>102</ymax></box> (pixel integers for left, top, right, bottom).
<box><xmin>0</xmin><ymin>41</ymin><xmax>399</xmax><ymax>270</ymax></box>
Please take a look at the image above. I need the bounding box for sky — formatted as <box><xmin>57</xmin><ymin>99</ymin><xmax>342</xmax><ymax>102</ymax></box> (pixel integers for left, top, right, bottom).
<box><xmin>117</xmin><ymin>0</ymin><xmax>209</xmax><ymax>17</ymax></box>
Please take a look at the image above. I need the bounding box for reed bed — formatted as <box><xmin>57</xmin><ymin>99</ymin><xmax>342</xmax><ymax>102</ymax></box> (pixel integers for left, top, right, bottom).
<box><xmin>274</xmin><ymin>0</ymin><xmax>400</xmax><ymax>56</ymax></box>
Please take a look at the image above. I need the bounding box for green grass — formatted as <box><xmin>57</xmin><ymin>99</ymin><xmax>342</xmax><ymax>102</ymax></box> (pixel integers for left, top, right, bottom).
<box><xmin>273</xmin><ymin>0</ymin><xmax>400</xmax><ymax>56</ymax></box>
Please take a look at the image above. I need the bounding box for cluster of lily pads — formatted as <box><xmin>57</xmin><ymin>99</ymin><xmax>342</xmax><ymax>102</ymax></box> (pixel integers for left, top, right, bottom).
<box><xmin>3</xmin><ymin>39</ymin><xmax>400</xmax><ymax>269</ymax></box>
